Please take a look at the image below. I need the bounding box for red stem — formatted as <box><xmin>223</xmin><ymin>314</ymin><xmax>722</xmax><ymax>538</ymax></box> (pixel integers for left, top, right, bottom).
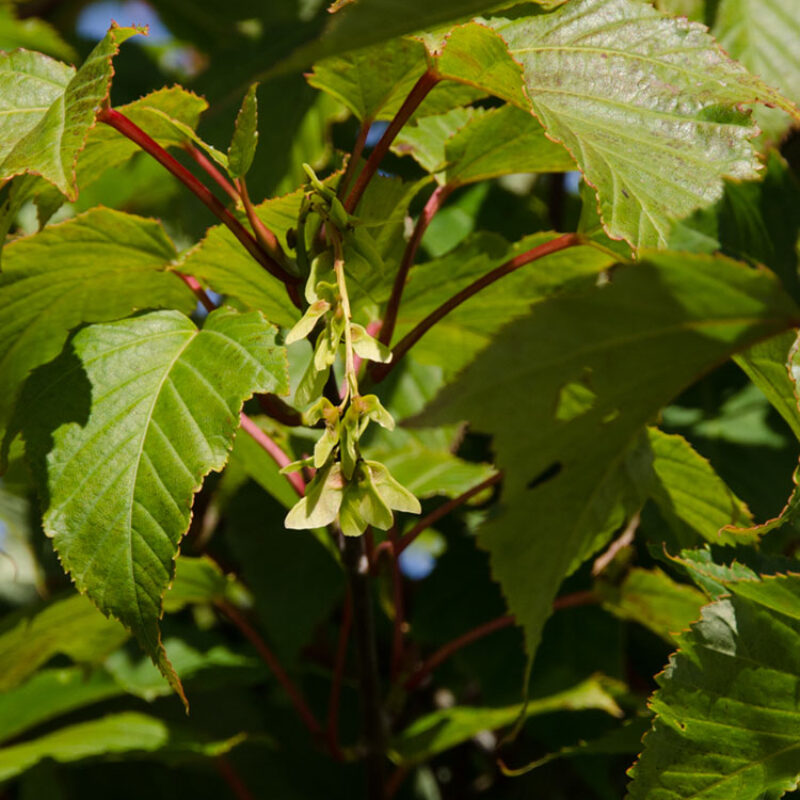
<box><xmin>326</xmin><ymin>591</ymin><xmax>353</xmax><ymax>761</ymax></box>
<box><xmin>184</xmin><ymin>142</ymin><xmax>240</xmax><ymax>204</ymax></box>
<box><xmin>389</xmin><ymin>527</ymin><xmax>405</xmax><ymax>680</ymax></box>
<box><xmin>240</xmin><ymin>413</ymin><xmax>305</xmax><ymax>497</ymax></box>
<box><xmin>386</xmin><ymin>766</ymin><xmax>410</xmax><ymax>800</ymax></box>
<box><xmin>344</xmin><ymin>70</ymin><xmax>440</xmax><ymax>213</ymax></box>
<box><xmin>380</xmin><ymin>183</ymin><xmax>453</xmax><ymax>348</ymax></box>
<box><xmin>373</xmin><ymin>473</ymin><xmax>502</xmax><ymax>568</ymax></box>
<box><xmin>215</xmin><ymin>757</ymin><xmax>256</xmax><ymax>800</ymax></box>
<box><xmin>403</xmin><ymin>591</ymin><xmax>596</xmax><ymax>692</ymax></box>
<box><xmin>238</xmin><ymin>176</ymin><xmax>288</xmax><ymax>267</ymax></box>
<box><xmin>218</xmin><ymin>601</ymin><xmax>323</xmax><ymax>740</ymax></box>
<box><xmin>338</xmin><ymin>118</ymin><xmax>371</xmax><ymax>201</ymax></box>
<box><xmin>98</xmin><ymin>108</ymin><xmax>300</xmax><ymax>301</ymax></box>
<box><xmin>371</xmin><ymin>233</ymin><xmax>582</xmax><ymax>382</ymax></box>
<box><xmin>178</xmin><ymin>273</ymin><xmax>216</xmax><ymax>312</ymax></box>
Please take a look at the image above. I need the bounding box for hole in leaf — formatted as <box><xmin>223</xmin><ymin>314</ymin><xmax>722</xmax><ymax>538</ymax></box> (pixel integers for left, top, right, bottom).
<box><xmin>527</xmin><ymin>462</ymin><xmax>563</xmax><ymax>491</ymax></box>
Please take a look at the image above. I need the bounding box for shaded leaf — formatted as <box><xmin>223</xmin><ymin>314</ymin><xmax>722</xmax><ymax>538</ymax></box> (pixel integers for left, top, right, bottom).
<box><xmin>162</xmin><ymin>556</ymin><xmax>235</xmax><ymax>613</ymax></box>
<box><xmin>417</xmin><ymin>252</ymin><xmax>799</xmax><ymax>665</ymax></box>
<box><xmin>0</xmin><ymin>6</ymin><xmax>76</xmax><ymax>62</ymax></box>
<box><xmin>0</xmin><ymin>593</ymin><xmax>129</xmax><ymax>692</ymax></box>
<box><xmin>393</xmin><ymin>231</ymin><xmax>616</xmax><ymax>375</ymax></box>
<box><xmin>597</xmin><ymin>567</ymin><xmax>706</xmax><ymax>644</ymax></box>
<box><xmin>492</xmin><ymin>0</ymin><xmax>798</xmax><ymax>247</ymax></box>
<box><xmin>645</xmin><ymin>428</ymin><xmax>755</xmax><ymax>546</ymax></box>
<box><xmin>628</xmin><ymin>573</ymin><xmax>800</xmax><ymax>800</ymax></box>
<box><xmin>391</xmin><ymin>675</ymin><xmax>623</xmax><ymax>766</ymax></box>
<box><xmin>0</xmin><ymin>25</ymin><xmax>143</xmax><ymax>198</ymax></box>
<box><xmin>734</xmin><ymin>329</ymin><xmax>800</xmax><ymax>442</ymax></box>
<box><xmin>20</xmin><ymin>309</ymin><xmax>288</xmax><ymax>698</ymax></box>
<box><xmin>279</xmin><ymin>0</ymin><xmax>564</xmax><ymax>74</ymax></box>
<box><xmin>0</xmin><ymin>207</ymin><xmax>195</xmax><ymax>448</ymax></box>
<box><xmin>0</xmin><ymin>712</ymin><xmax>243</xmax><ymax>783</ymax></box>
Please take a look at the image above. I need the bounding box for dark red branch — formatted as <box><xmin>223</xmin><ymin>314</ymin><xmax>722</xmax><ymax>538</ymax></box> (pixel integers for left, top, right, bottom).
<box><xmin>372</xmin><ymin>233</ymin><xmax>582</xmax><ymax>382</ymax></box>
<box><xmin>326</xmin><ymin>591</ymin><xmax>352</xmax><ymax>762</ymax></box>
<box><xmin>178</xmin><ymin>273</ymin><xmax>216</xmax><ymax>312</ymax></box>
<box><xmin>403</xmin><ymin>591</ymin><xmax>597</xmax><ymax>693</ymax></box>
<box><xmin>380</xmin><ymin>183</ymin><xmax>453</xmax><ymax>348</ymax></box>
<box><xmin>373</xmin><ymin>473</ymin><xmax>502</xmax><ymax>570</ymax></box>
<box><xmin>217</xmin><ymin>601</ymin><xmax>323</xmax><ymax>740</ymax></box>
<box><xmin>184</xmin><ymin>142</ymin><xmax>240</xmax><ymax>204</ymax></box>
<box><xmin>215</xmin><ymin>757</ymin><xmax>256</xmax><ymax>800</ymax></box>
<box><xmin>238</xmin><ymin>176</ymin><xmax>288</xmax><ymax>268</ymax></box>
<box><xmin>389</xmin><ymin>527</ymin><xmax>405</xmax><ymax>680</ymax></box>
<box><xmin>338</xmin><ymin>117</ymin><xmax>371</xmax><ymax>201</ymax></box>
<box><xmin>345</xmin><ymin>70</ymin><xmax>440</xmax><ymax>213</ymax></box>
<box><xmin>98</xmin><ymin>108</ymin><xmax>300</xmax><ymax>301</ymax></box>
<box><xmin>240</xmin><ymin>413</ymin><xmax>305</xmax><ymax>497</ymax></box>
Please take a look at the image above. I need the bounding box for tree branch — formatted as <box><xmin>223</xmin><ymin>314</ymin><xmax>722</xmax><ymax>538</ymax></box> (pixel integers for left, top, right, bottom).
<box><xmin>237</xmin><ymin>176</ymin><xmax>289</xmax><ymax>268</ymax></box>
<box><xmin>389</xmin><ymin>527</ymin><xmax>405</xmax><ymax>680</ymax></box>
<box><xmin>343</xmin><ymin>535</ymin><xmax>387</xmax><ymax>799</ymax></box>
<box><xmin>98</xmin><ymin>108</ymin><xmax>301</xmax><ymax>303</ymax></box>
<box><xmin>183</xmin><ymin>142</ymin><xmax>240</xmax><ymax>204</ymax></box>
<box><xmin>371</xmin><ymin>233</ymin><xmax>582</xmax><ymax>382</ymax></box>
<box><xmin>380</xmin><ymin>183</ymin><xmax>453</xmax><ymax>348</ymax></box>
<box><xmin>338</xmin><ymin>117</ymin><xmax>371</xmax><ymax>201</ymax></box>
<box><xmin>217</xmin><ymin>600</ymin><xmax>323</xmax><ymax>741</ymax></box>
<box><xmin>403</xmin><ymin>591</ymin><xmax>597</xmax><ymax>692</ymax></box>
<box><xmin>239</xmin><ymin>413</ymin><xmax>305</xmax><ymax>497</ymax></box>
<box><xmin>177</xmin><ymin>273</ymin><xmax>216</xmax><ymax>312</ymax></box>
<box><xmin>326</xmin><ymin>591</ymin><xmax>353</xmax><ymax>762</ymax></box>
<box><xmin>373</xmin><ymin>473</ymin><xmax>502</xmax><ymax>568</ymax></box>
<box><xmin>344</xmin><ymin>70</ymin><xmax>440</xmax><ymax>213</ymax></box>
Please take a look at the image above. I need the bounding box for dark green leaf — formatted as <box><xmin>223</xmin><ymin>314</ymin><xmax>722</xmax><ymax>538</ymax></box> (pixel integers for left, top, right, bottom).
<box><xmin>417</xmin><ymin>251</ymin><xmax>799</xmax><ymax>665</ymax></box>
<box><xmin>227</xmin><ymin>83</ymin><xmax>259</xmax><ymax>179</ymax></box>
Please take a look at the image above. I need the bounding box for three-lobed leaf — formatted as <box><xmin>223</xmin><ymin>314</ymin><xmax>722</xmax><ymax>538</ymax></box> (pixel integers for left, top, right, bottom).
<box><xmin>19</xmin><ymin>308</ymin><xmax>288</xmax><ymax>699</ymax></box>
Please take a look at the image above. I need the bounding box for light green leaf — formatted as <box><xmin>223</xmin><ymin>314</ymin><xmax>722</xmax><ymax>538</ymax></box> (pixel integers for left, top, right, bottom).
<box><xmin>628</xmin><ymin>573</ymin><xmax>800</xmax><ymax>800</ymax></box>
<box><xmin>77</xmin><ymin>86</ymin><xmax>209</xmax><ymax>190</ymax></box>
<box><xmin>735</xmin><ymin>330</ymin><xmax>800</xmax><ymax>442</ymax></box>
<box><xmin>0</xmin><ymin>593</ymin><xmax>129</xmax><ymax>692</ymax></box>
<box><xmin>0</xmin><ymin>712</ymin><xmax>243</xmax><ymax>783</ymax></box>
<box><xmin>20</xmin><ymin>308</ymin><xmax>288</xmax><ymax>699</ymax></box>
<box><xmin>307</xmin><ymin>38</ymin><xmax>483</xmax><ymax>123</ymax></box>
<box><xmin>442</xmin><ymin>104</ymin><xmax>575</xmax><ymax>185</ymax></box>
<box><xmin>390</xmin><ymin>675</ymin><xmax>623</xmax><ymax>766</ymax></box>
<box><xmin>491</xmin><ymin>0</ymin><xmax>798</xmax><ymax>247</ymax></box>
<box><xmin>0</xmin><ymin>668</ymin><xmax>121</xmax><ymax>745</ymax></box>
<box><xmin>393</xmin><ymin>231</ymin><xmax>616</xmax><ymax>376</ymax></box>
<box><xmin>417</xmin><ymin>252</ymin><xmax>799</xmax><ymax>666</ymax></box>
<box><xmin>176</xmin><ymin>220</ymin><xmax>300</xmax><ymax>329</ymax></box>
<box><xmin>0</xmin><ymin>207</ymin><xmax>195</xmax><ymax>449</ymax></box>
<box><xmin>713</xmin><ymin>0</ymin><xmax>800</xmax><ymax>140</ymax></box>
<box><xmin>646</xmin><ymin>428</ymin><xmax>755</xmax><ymax>546</ymax></box>
<box><xmin>0</xmin><ymin>6</ymin><xmax>76</xmax><ymax>62</ymax></box>
<box><xmin>0</xmin><ymin>24</ymin><xmax>143</xmax><ymax>198</ymax></box>
<box><xmin>364</xmin><ymin>442</ymin><xmax>496</xmax><ymax>500</ymax></box>
<box><xmin>227</xmin><ymin>82</ymin><xmax>259</xmax><ymax>179</ymax></box>
<box><xmin>162</xmin><ymin>555</ymin><xmax>234</xmax><ymax>613</ymax></box>
<box><xmin>597</xmin><ymin>567</ymin><xmax>706</xmax><ymax>644</ymax></box>
<box><xmin>395</xmin><ymin>105</ymin><xmax>574</xmax><ymax>185</ymax></box>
